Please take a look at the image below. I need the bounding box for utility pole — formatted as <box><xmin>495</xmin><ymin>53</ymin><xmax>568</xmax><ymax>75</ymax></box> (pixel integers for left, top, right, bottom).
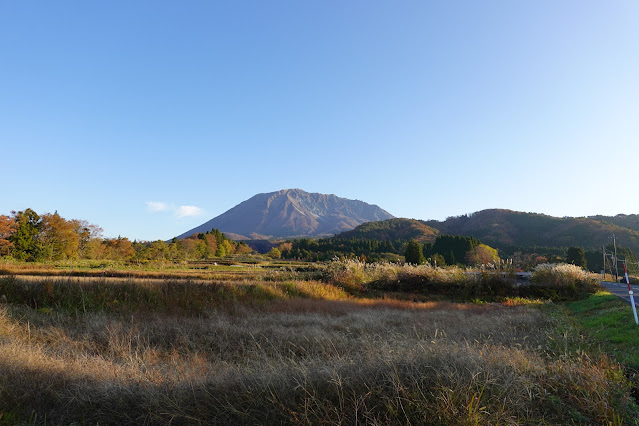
<box><xmin>613</xmin><ymin>234</ymin><xmax>619</xmax><ymax>281</ymax></box>
<box><xmin>602</xmin><ymin>245</ymin><xmax>606</xmax><ymax>280</ymax></box>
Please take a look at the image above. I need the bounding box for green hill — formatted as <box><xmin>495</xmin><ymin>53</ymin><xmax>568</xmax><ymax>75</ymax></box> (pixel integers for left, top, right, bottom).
<box><xmin>282</xmin><ymin>210</ymin><xmax>639</xmax><ymax>266</ymax></box>
<box><xmin>331</xmin><ymin>211</ymin><xmax>639</xmax><ymax>255</ymax></box>
<box><xmin>423</xmin><ymin>209</ymin><xmax>639</xmax><ymax>253</ymax></box>
<box><xmin>589</xmin><ymin>214</ymin><xmax>639</xmax><ymax>233</ymax></box>
<box><xmin>336</xmin><ymin>218</ymin><xmax>439</xmax><ymax>243</ymax></box>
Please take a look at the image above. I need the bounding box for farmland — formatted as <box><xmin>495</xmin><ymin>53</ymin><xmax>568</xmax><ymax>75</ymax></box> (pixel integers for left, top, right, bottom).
<box><xmin>0</xmin><ymin>259</ymin><xmax>637</xmax><ymax>425</ymax></box>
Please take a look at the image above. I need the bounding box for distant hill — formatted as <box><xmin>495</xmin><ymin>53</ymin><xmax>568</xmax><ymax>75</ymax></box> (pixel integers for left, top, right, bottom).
<box><xmin>588</xmin><ymin>214</ymin><xmax>639</xmax><ymax>233</ymax></box>
<box><xmin>176</xmin><ymin>189</ymin><xmax>394</xmax><ymax>240</ymax></box>
<box><xmin>328</xmin><ymin>209</ymin><xmax>639</xmax><ymax>255</ymax></box>
<box><xmin>423</xmin><ymin>209</ymin><xmax>639</xmax><ymax>253</ymax></box>
<box><xmin>336</xmin><ymin>218</ymin><xmax>439</xmax><ymax>243</ymax></box>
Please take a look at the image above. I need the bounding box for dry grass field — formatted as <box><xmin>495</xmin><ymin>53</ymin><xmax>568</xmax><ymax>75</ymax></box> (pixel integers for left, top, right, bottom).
<box><xmin>0</xmin><ymin>261</ymin><xmax>637</xmax><ymax>424</ymax></box>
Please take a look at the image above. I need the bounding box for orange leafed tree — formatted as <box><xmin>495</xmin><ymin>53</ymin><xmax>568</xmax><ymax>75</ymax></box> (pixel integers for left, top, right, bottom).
<box><xmin>40</xmin><ymin>212</ymin><xmax>80</xmax><ymax>260</ymax></box>
<box><xmin>0</xmin><ymin>215</ymin><xmax>15</xmax><ymax>256</ymax></box>
<box><xmin>101</xmin><ymin>237</ymin><xmax>135</xmax><ymax>260</ymax></box>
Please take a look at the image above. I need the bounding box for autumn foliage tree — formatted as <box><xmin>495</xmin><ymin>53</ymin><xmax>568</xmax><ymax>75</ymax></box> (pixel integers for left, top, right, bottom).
<box><xmin>0</xmin><ymin>215</ymin><xmax>15</xmax><ymax>256</ymax></box>
<box><xmin>465</xmin><ymin>244</ymin><xmax>500</xmax><ymax>266</ymax></box>
<box><xmin>73</xmin><ymin>220</ymin><xmax>103</xmax><ymax>259</ymax></box>
<box><xmin>266</xmin><ymin>247</ymin><xmax>282</xmax><ymax>259</ymax></box>
<box><xmin>101</xmin><ymin>237</ymin><xmax>135</xmax><ymax>260</ymax></box>
<box><xmin>40</xmin><ymin>212</ymin><xmax>80</xmax><ymax>260</ymax></box>
<box><xmin>0</xmin><ymin>209</ymin><xmax>106</xmax><ymax>262</ymax></box>
<box><xmin>1</xmin><ymin>209</ymin><xmax>252</xmax><ymax>263</ymax></box>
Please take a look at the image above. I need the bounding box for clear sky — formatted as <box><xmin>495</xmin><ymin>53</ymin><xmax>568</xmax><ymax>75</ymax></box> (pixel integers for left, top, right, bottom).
<box><xmin>2</xmin><ymin>1</ymin><xmax>638</xmax><ymax>241</ymax></box>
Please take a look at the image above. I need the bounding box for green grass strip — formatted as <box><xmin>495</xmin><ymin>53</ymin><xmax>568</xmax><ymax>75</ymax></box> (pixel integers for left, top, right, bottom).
<box><xmin>563</xmin><ymin>291</ymin><xmax>639</xmax><ymax>370</ymax></box>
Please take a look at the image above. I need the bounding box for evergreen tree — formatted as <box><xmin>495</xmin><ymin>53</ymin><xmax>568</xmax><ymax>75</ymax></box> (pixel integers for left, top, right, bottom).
<box><xmin>405</xmin><ymin>239</ymin><xmax>425</xmax><ymax>265</ymax></box>
<box><xmin>584</xmin><ymin>249</ymin><xmax>603</xmax><ymax>273</ymax></box>
<box><xmin>566</xmin><ymin>247</ymin><xmax>587</xmax><ymax>268</ymax></box>
<box><xmin>10</xmin><ymin>208</ymin><xmax>42</xmax><ymax>261</ymax></box>
<box><xmin>446</xmin><ymin>250</ymin><xmax>456</xmax><ymax>266</ymax></box>
<box><xmin>431</xmin><ymin>253</ymin><xmax>446</xmax><ymax>267</ymax></box>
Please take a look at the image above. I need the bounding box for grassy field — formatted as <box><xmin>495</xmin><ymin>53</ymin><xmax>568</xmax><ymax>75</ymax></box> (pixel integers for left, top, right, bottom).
<box><xmin>562</xmin><ymin>291</ymin><xmax>639</xmax><ymax>370</ymax></box>
<box><xmin>0</xmin><ymin>257</ymin><xmax>320</xmax><ymax>283</ymax></box>
<box><xmin>0</xmin><ymin>260</ymin><xmax>637</xmax><ymax>424</ymax></box>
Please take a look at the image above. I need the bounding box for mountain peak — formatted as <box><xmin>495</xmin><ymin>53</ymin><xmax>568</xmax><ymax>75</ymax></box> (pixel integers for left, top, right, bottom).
<box><xmin>177</xmin><ymin>189</ymin><xmax>394</xmax><ymax>240</ymax></box>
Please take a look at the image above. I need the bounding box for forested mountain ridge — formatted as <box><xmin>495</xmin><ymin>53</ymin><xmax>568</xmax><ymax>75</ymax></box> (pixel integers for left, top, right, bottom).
<box><xmin>588</xmin><ymin>214</ymin><xmax>639</xmax><ymax>233</ymax></box>
<box><xmin>280</xmin><ymin>219</ymin><xmax>439</xmax><ymax>262</ymax></box>
<box><xmin>177</xmin><ymin>189</ymin><xmax>394</xmax><ymax>240</ymax></box>
<box><xmin>422</xmin><ymin>209</ymin><xmax>639</xmax><ymax>253</ymax></box>
<box><xmin>336</xmin><ymin>218</ymin><xmax>439</xmax><ymax>243</ymax></box>
<box><xmin>326</xmin><ymin>210</ymin><xmax>639</xmax><ymax>255</ymax></box>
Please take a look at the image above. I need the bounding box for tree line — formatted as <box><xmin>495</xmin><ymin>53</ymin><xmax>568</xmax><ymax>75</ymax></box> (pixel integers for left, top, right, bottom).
<box><xmin>281</xmin><ymin>234</ymin><xmax>500</xmax><ymax>266</ymax></box>
<box><xmin>280</xmin><ymin>233</ymin><xmax>633</xmax><ymax>272</ymax></box>
<box><xmin>0</xmin><ymin>208</ymin><xmax>251</xmax><ymax>262</ymax></box>
<box><xmin>506</xmin><ymin>244</ymin><xmax>638</xmax><ymax>273</ymax></box>
<box><xmin>281</xmin><ymin>237</ymin><xmax>406</xmax><ymax>262</ymax></box>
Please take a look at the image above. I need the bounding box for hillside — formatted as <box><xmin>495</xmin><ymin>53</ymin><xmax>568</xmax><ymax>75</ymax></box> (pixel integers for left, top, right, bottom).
<box><xmin>424</xmin><ymin>209</ymin><xmax>639</xmax><ymax>253</ymax></box>
<box><xmin>328</xmin><ymin>209</ymin><xmax>639</xmax><ymax>255</ymax></box>
<box><xmin>176</xmin><ymin>189</ymin><xmax>394</xmax><ymax>240</ymax></box>
<box><xmin>589</xmin><ymin>214</ymin><xmax>639</xmax><ymax>233</ymax></box>
<box><xmin>336</xmin><ymin>218</ymin><xmax>439</xmax><ymax>243</ymax></box>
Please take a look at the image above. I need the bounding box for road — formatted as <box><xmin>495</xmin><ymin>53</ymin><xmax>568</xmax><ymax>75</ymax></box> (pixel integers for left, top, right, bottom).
<box><xmin>601</xmin><ymin>281</ymin><xmax>639</xmax><ymax>307</ymax></box>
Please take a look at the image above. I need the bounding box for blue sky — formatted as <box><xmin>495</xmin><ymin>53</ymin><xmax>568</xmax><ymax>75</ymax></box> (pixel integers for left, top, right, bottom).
<box><xmin>2</xmin><ymin>1</ymin><xmax>638</xmax><ymax>241</ymax></box>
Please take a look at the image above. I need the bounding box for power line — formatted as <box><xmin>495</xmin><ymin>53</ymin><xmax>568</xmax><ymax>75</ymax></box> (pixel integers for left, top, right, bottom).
<box><xmin>602</xmin><ymin>243</ymin><xmax>639</xmax><ymax>280</ymax></box>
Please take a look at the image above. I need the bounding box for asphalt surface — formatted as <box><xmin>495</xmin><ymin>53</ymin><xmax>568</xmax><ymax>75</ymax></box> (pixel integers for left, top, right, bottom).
<box><xmin>601</xmin><ymin>281</ymin><xmax>639</xmax><ymax>307</ymax></box>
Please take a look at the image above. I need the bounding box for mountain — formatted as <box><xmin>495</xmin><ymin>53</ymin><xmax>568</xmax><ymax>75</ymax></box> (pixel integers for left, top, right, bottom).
<box><xmin>423</xmin><ymin>209</ymin><xmax>639</xmax><ymax>253</ymax></box>
<box><xmin>176</xmin><ymin>189</ymin><xmax>394</xmax><ymax>240</ymax></box>
<box><xmin>336</xmin><ymin>218</ymin><xmax>439</xmax><ymax>243</ymax></box>
<box><xmin>329</xmin><ymin>209</ymin><xmax>639</xmax><ymax>255</ymax></box>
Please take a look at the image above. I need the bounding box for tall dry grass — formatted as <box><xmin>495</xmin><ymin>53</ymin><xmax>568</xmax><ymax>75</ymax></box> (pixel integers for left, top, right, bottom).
<box><xmin>0</xmin><ymin>258</ymin><xmax>321</xmax><ymax>283</ymax></box>
<box><xmin>326</xmin><ymin>260</ymin><xmax>602</xmax><ymax>301</ymax></box>
<box><xmin>0</xmin><ymin>295</ymin><xmax>636</xmax><ymax>424</ymax></box>
<box><xmin>528</xmin><ymin>263</ymin><xmax>602</xmax><ymax>300</ymax></box>
<box><xmin>532</xmin><ymin>262</ymin><xmax>598</xmax><ymax>286</ymax></box>
<box><xmin>0</xmin><ymin>276</ymin><xmax>349</xmax><ymax>315</ymax></box>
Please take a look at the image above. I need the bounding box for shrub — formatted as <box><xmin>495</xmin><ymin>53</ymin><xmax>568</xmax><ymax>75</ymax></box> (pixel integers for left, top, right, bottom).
<box><xmin>527</xmin><ymin>263</ymin><xmax>602</xmax><ymax>301</ymax></box>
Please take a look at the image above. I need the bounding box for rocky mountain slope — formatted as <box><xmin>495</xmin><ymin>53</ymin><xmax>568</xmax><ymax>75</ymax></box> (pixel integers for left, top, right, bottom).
<box><xmin>176</xmin><ymin>189</ymin><xmax>394</xmax><ymax>240</ymax></box>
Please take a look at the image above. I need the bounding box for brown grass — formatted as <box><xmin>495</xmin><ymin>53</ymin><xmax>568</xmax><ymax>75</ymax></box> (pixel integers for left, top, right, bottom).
<box><xmin>0</xmin><ymin>259</ymin><xmax>319</xmax><ymax>283</ymax></box>
<box><xmin>0</xmin><ymin>276</ymin><xmax>351</xmax><ymax>316</ymax></box>
<box><xmin>327</xmin><ymin>259</ymin><xmax>602</xmax><ymax>301</ymax></box>
<box><xmin>0</xmin><ymin>294</ymin><xmax>636</xmax><ymax>424</ymax></box>
<box><xmin>0</xmin><ymin>263</ymin><xmax>634</xmax><ymax>424</ymax></box>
